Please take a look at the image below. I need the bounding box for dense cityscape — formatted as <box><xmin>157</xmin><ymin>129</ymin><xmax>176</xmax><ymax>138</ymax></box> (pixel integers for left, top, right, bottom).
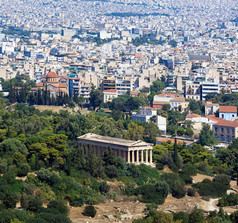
<box><xmin>0</xmin><ymin>0</ymin><xmax>238</xmax><ymax>222</ymax></box>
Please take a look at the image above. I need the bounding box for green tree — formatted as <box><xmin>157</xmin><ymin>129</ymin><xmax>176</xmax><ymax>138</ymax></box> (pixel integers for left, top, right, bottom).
<box><xmin>153</xmin><ymin>211</ymin><xmax>174</xmax><ymax>223</ymax></box>
<box><xmin>47</xmin><ymin>200</ymin><xmax>69</xmax><ymax>215</ymax></box>
<box><xmin>185</xmin><ymin>128</ymin><xmax>194</xmax><ymax>137</ymax></box>
<box><xmin>124</xmin><ymin>122</ymin><xmax>144</xmax><ymax>141</ymax></box>
<box><xmin>189</xmin><ymin>208</ymin><xmax>205</xmax><ymax>223</ymax></box>
<box><xmin>89</xmin><ymin>88</ymin><xmax>103</xmax><ymax>111</ymax></box>
<box><xmin>162</xmin><ymin>104</ymin><xmax>171</xmax><ymax>111</ymax></box>
<box><xmin>2</xmin><ymin>191</ymin><xmax>19</xmax><ymax>209</ymax></box>
<box><xmin>143</xmin><ymin>122</ymin><xmax>161</xmax><ymax>144</ymax></box>
<box><xmin>173</xmin><ymin>138</ymin><xmax>180</xmax><ymax>169</ymax></box>
<box><xmin>83</xmin><ymin>205</ymin><xmax>96</xmax><ymax>217</ymax></box>
<box><xmin>177</xmin><ymin>127</ymin><xmax>185</xmax><ymax>136</ymax></box>
<box><xmin>199</xmin><ymin>123</ymin><xmax>217</xmax><ymax>146</ymax></box>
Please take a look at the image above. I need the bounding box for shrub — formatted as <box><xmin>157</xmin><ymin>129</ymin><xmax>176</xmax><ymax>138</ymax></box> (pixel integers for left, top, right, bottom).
<box><xmin>174</xmin><ymin>211</ymin><xmax>189</xmax><ymax>223</ymax></box>
<box><xmin>230</xmin><ymin>210</ymin><xmax>238</xmax><ymax>223</ymax></box>
<box><xmin>155</xmin><ymin>181</ymin><xmax>170</xmax><ymax>198</ymax></box>
<box><xmin>83</xmin><ymin>205</ymin><xmax>96</xmax><ymax>217</ymax></box>
<box><xmin>187</xmin><ymin>188</ymin><xmax>196</xmax><ymax>197</ymax></box>
<box><xmin>218</xmin><ymin>193</ymin><xmax>238</xmax><ymax>207</ymax></box>
<box><xmin>99</xmin><ymin>181</ymin><xmax>110</xmax><ymax>194</ymax></box>
<box><xmin>161</xmin><ymin>173</ymin><xmax>185</xmax><ymax>193</ymax></box>
<box><xmin>172</xmin><ymin>180</ymin><xmax>186</xmax><ymax>198</ymax></box>
<box><xmin>35</xmin><ymin>211</ymin><xmax>72</xmax><ymax>223</ymax></box>
<box><xmin>135</xmin><ymin>184</ymin><xmax>165</xmax><ymax>204</ymax></box>
<box><xmin>69</xmin><ymin>197</ymin><xmax>84</xmax><ymax>207</ymax></box>
<box><xmin>47</xmin><ymin>200</ymin><xmax>69</xmax><ymax>215</ymax></box>
<box><xmin>202</xmin><ymin>178</ymin><xmax>211</xmax><ymax>183</ymax></box>
<box><xmin>189</xmin><ymin>208</ymin><xmax>205</xmax><ymax>223</ymax></box>
<box><xmin>181</xmin><ymin>164</ymin><xmax>197</xmax><ymax>177</ymax></box>
<box><xmin>213</xmin><ymin>174</ymin><xmax>231</xmax><ymax>186</ymax></box>
<box><xmin>0</xmin><ymin>158</ymin><xmax>8</xmax><ymax>174</ymax></box>
<box><xmin>36</xmin><ymin>168</ymin><xmax>53</xmax><ymax>183</ymax></box>
<box><xmin>2</xmin><ymin>190</ymin><xmax>19</xmax><ymax>209</ymax></box>
<box><xmin>17</xmin><ymin>163</ymin><xmax>30</xmax><ymax>177</ymax></box>
<box><xmin>197</xmin><ymin>162</ymin><xmax>212</xmax><ymax>175</ymax></box>
<box><xmin>105</xmin><ymin>165</ymin><xmax>118</xmax><ymax>178</ymax></box>
<box><xmin>21</xmin><ymin>195</ymin><xmax>42</xmax><ymax>212</ymax></box>
<box><xmin>193</xmin><ymin>181</ymin><xmax>228</xmax><ymax>198</ymax></box>
<box><xmin>156</xmin><ymin>162</ymin><xmax>164</xmax><ymax>170</ymax></box>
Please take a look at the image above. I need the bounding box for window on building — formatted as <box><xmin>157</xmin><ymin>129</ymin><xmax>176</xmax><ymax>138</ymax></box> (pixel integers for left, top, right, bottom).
<box><xmin>221</xmin><ymin>128</ymin><xmax>224</xmax><ymax>133</ymax></box>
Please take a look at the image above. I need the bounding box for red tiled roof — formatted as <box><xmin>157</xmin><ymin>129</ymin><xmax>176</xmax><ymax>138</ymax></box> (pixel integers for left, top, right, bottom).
<box><xmin>157</xmin><ymin>139</ymin><xmax>184</xmax><ymax>144</ymax></box>
<box><xmin>153</xmin><ymin>101</ymin><xmax>170</xmax><ymax>105</ymax></box>
<box><xmin>46</xmin><ymin>72</ymin><xmax>58</xmax><ymax>78</ymax></box>
<box><xmin>214</xmin><ymin>120</ymin><xmax>238</xmax><ymax>128</ymax></box>
<box><xmin>58</xmin><ymin>83</ymin><xmax>67</xmax><ymax>88</ymax></box>
<box><xmin>155</xmin><ymin>93</ymin><xmax>179</xmax><ymax>97</ymax></box>
<box><xmin>142</xmin><ymin>106</ymin><xmax>156</xmax><ymax>111</ymax></box>
<box><xmin>59</xmin><ymin>77</ymin><xmax>69</xmax><ymax>80</ymax></box>
<box><xmin>37</xmin><ymin>82</ymin><xmax>44</xmax><ymax>87</ymax></box>
<box><xmin>153</xmin><ymin>104</ymin><xmax>163</xmax><ymax>109</ymax></box>
<box><xmin>170</xmin><ymin>97</ymin><xmax>185</xmax><ymax>102</ymax></box>
<box><xmin>206</xmin><ymin>114</ymin><xmax>223</xmax><ymax>123</ymax></box>
<box><xmin>186</xmin><ymin>113</ymin><xmax>201</xmax><ymax>118</ymax></box>
<box><xmin>103</xmin><ymin>89</ymin><xmax>117</xmax><ymax>93</ymax></box>
<box><xmin>219</xmin><ymin>106</ymin><xmax>237</xmax><ymax>113</ymax></box>
<box><xmin>130</xmin><ymin>91</ymin><xmax>139</xmax><ymax>96</ymax></box>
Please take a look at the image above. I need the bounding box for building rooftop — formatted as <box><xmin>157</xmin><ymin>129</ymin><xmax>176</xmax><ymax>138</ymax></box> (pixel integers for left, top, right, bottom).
<box><xmin>78</xmin><ymin>133</ymin><xmax>151</xmax><ymax>147</ymax></box>
<box><xmin>219</xmin><ymin>106</ymin><xmax>237</xmax><ymax>113</ymax></box>
<box><xmin>186</xmin><ymin>113</ymin><xmax>201</xmax><ymax>118</ymax></box>
<box><xmin>214</xmin><ymin>120</ymin><xmax>238</xmax><ymax>128</ymax></box>
<box><xmin>46</xmin><ymin>72</ymin><xmax>58</xmax><ymax>78</ymax></box>
<box><xmin>206</xmin><ymin>114</ymin><xmax>223</xmax><ymax>123</ymax></box>
<box><xmin>170</xmin><ymin>96</ymin><xmax>185</xmax><ymax>102</ymax></box>
<box><xmin>103</xmin><ymin>89</ymin><xmax>117</xmax><ymax>93</ymax></box>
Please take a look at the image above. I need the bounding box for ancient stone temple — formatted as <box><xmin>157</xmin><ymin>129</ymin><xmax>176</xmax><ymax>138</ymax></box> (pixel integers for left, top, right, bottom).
<box><xmin>78</xmin><ymin>133</ymin><xmax>153</xmax><ymax>165</ymax></box>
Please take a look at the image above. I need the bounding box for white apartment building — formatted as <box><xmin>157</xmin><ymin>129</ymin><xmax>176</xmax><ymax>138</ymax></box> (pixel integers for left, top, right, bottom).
<box><xmin>132</xmin><ymin>107</ymin><xmax>167</xmax><ymax>133</ymax></box>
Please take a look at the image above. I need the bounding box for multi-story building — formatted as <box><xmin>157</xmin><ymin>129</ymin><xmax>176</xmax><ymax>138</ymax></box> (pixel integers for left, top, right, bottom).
<box><xmin>204</xmin><ymin>102</ymin><xmax>219</xmax><ymax>116</ymax></box>
<box><xmin>170</xmin><ymin>96</ymin><xmax>187</xmax><ymax>111</ymax></box>
<box><xmin>219</xmin><ymin>106</ymin><xmax>237</xmax><ymax>121</ymax></box>
<box><xmin>184</xmin><ymin>80</ymin><xmax>201</xmax><ymax>101</ymax></box>
<box><xmin>213</xmin><ymin>120</ymin><xmax>238</xmax><ymax>143</ymax></box>
<box><xmin>103</xmin><ymin>89</ymin><xmax>118</xmax><ymax>103</ymax></box>
<box><xmin>132</xmin><ymin>107</ymin><xmax>167</xmax><ymax>133</ymax></box>
<box><xmin>201</xmin><ymin>81</ymin><xmax>219</xmax><ymax>101</ymax></box>
<box><xmin>116</xmin><ymin>79</ymin><xmax>132</xmax><ymax>96</ymax></box>
<box><xmin>153</xmin><ymin>93</ymin><xmax>179</xmax><ymax>109</ymax></box>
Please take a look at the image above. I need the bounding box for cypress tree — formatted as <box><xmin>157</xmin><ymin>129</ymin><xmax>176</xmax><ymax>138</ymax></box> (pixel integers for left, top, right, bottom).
<box><xmin>173</xmin><ymin>137</ymin><xmax>180</xmax><ymax>168</ymax></box>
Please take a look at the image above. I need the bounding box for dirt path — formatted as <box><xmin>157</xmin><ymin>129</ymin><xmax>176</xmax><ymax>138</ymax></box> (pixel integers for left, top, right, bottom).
<box><xmin>69</xmin><ymin>201</ymin><xmax>146</xmax><ymax>223</ymax></box>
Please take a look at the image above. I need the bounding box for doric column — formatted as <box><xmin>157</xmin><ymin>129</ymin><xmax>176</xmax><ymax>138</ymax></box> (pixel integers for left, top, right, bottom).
<box><xmin>141</xmin><ymin>150</ymin><xmax>144</xmax><ymax>163</ymax></box>
<box><xmin>150</xmin><ymin>149</ymin><xmax>153</xmax><ymax>164</ymax></box>
<box><xmin>136</xmin><ymin>150</ymin><xmax>139</xmax><ymax>164</ymax></box>
<box><xmin>127</xmin><ymin>151</ymin><xmax>130</xmax><ymax>163</ymax></box>
<box><xmin>132</xmin><ymin>151</ymin><xmax>135</xmax><ymax>163</ymax></box>
<box><xmin>146</xmin><ymin>150</ymin><xmax>148</xmax><ymax>163</ymax></box>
